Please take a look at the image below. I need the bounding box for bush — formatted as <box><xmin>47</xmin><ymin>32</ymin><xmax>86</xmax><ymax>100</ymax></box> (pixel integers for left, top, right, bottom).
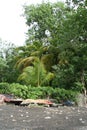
<box><xmin>25</xmin><ymin>86</ymin><xmax>54</xmax><ymax>99</ymax></box>
<box><xmin>0</xmin><ymin>82</ymin><xmax>78</xmax><ymax>102</ymax></box>
<box><xmin>26</xmin><ymin>86</ymin><xmax>78</xmax><ymax>102</ymax></box>
<box><xmin>9</xmin><ymin>83</ymin><xmax>28</xmax><ymax>99</ymax></box>
<box><xmin>51</xmin><ymin>88</ymin><xmax>78</xmax><ymax>102</ymax></box>
<box><xmin>0</xmin><ymin>82</ymin><xmax>10</xmax><ymax>94</ymax></box>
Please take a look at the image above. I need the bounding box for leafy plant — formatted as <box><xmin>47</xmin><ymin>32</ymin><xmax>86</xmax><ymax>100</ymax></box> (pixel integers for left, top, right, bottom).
<box><xmin>9</xmin><ymin>83</ymin><xmax>28</xmax><ymax>98</ymax></box>
<box><xmin>0</xmin><ymin>82</ymin><xmax>10</xmax><ymax>94</ymax></box>
<box><xmin>18</xmin><ymin>59</ymin><xmax>54</xmax><ymax>86</ymax></box>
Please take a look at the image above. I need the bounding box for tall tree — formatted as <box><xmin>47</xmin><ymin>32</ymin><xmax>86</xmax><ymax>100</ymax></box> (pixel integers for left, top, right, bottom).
<box><xmin>52</xmin><ymin>0</ymin><xmax>87</xmax><ymax>91</ymax></box>
<box><xmin>0</xmin><ymin>39</ymin><xmax>19</xmax><ymax>83</ymax></box>
<box><xmin>23</xmin><ymin>2</ymin><xmax>68</xmax><ymax>45</ymax></box>
<box><xmin>17</xmin><ymin>58</ymin><xmax>54</xmax><ymax>86</ymax></box>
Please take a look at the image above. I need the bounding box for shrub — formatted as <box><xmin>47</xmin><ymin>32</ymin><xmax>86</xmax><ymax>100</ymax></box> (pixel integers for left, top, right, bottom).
<box><xmin>51</xmin><ymin>88</ymin><xmax>78</xmax><ymax>102</ymax></box>
<box><xmin>0</xmin><ymin>82</ymin><xmax>78</xmax><ymax>102</ymax></box>
<box><xmin>9</xmin><ymin>83</ymin><xmax>28</xmax><ymax>99</ymax></box>
<box><xmin>0</xmin><ymin>82</ymin><xmax>10</xmax><ymax>94</ymax></box>
<box><xmin>26</xmin><ymin>86</ymin><xmax>53</xmax><ymax>99</ymax></box>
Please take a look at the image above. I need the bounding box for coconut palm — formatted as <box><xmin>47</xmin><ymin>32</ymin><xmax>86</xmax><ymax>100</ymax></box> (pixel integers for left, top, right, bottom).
<box><xmin>17</xmin><ymin>57</ymin><xmax>54</xmax><ymax>86</ymax></box>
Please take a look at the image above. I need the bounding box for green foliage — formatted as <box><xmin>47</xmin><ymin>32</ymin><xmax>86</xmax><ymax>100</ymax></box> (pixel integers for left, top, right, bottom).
<box><xmin>73</xmin><ymin>82</ymin><xmax>84</xmax><ymax>92</ymax></box>
<box><xmin>52</xmin><ymin>64</ymin><xmax>75</xmax><ymax>89</ymax></box>
<box><xmin>0</xmin><ymin>1</ymin><xmax>87</xmax><ymax>100</ymax></box>
<box><xmin>51</xmin><ymin>0</ymin><xmax>87</xmax><ymax>91</ymax></box>
<box><xmin>24</xmin><ymin>86</ymin><xmax>53</xmax><ymax>99</ymax></box>
<box><xmin>0</xmin><ymin>82</ymin><xmax>10</xmax><ymax>94</ymax></box>
<box><xmin>0</xmin><ymin>58</ymin><xmax>8</xmax><ymax>82</ymax></box>
<box><xmin>0</xmin><ymin>82</ymin><xmax>78</xmax><ymax>102</ymax></box>
<box><xmin>51</xmin><ymin>88</ymin><xmax>78</xmax><ymax>102</ymax></box>
<box><xmin>17</xmin><ymin>57</ymin><xmax>54</xmax><ymax>86</ymax></box>
<box><xmin>11</xmin><ymin>84</ymin><xmax>77</xmax><ymax>102</ymax></box>
<box><xmin>0</xmin><ymin>39</ymin><xmax>19</xmax><ymax>83</ymax></box>
<box><xmin>26</xmin><ymin>86</ymin><xmax>43</xmax><ymax>99</ymax></box>
<box><xmin>9</xmin><ymin>83</ymin><xmax>29</xmax><ymax>98</ymax></box>
<box><xmin>24</xmin><ymin>1</ymin><xmax>67</xmax><ymax>44</ymax></box>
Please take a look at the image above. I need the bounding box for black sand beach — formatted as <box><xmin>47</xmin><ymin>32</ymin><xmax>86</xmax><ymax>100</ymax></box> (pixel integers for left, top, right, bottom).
<box><xmin>0</xmin><ymin>104</ymin><xmax>87</xmax><ymax>130</ymax></box>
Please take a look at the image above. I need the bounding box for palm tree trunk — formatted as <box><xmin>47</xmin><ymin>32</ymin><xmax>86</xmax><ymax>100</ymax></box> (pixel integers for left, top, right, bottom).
<box><xmin>37</xmin><ymin>63</ymin><xmax>40</xmax><ymax>87</ymax></box>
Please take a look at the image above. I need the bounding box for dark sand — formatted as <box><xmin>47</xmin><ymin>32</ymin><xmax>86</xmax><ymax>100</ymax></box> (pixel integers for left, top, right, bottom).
<box><xmin>0</xmin><ymin>104</ymin><xmax>87</xmax><ymax>130</ymax></box>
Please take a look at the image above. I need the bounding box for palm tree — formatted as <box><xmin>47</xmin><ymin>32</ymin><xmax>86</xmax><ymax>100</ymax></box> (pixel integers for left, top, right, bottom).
<box><xmin>17</xmin><ymin>57</ymin><xmax>54</xmax><ymax>86</ymax></box>
<box><xmin>15</xmin><ymin>41</ymin><xmax>55</xmax><ymax>86</ymax></box>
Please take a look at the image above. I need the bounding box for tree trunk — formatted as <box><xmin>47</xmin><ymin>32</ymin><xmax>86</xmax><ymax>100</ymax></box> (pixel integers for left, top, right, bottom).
<box><xmin>37</xmin><ymin>63</ymin><xmax>40</xmax><ymax>87</ymax></box>
<box><xmin>81</xmin><ymin>69</ymin><xmax>86</xmax><ymax>96</ymax></box>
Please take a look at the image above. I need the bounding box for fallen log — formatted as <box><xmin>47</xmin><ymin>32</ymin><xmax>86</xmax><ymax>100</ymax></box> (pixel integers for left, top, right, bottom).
<box><xmin>20</xmin><ymin>99</ymin><xmax>53</xmax><ymax>106</ymax></box>
<box><xmin>0</xmin><ymin>94</ymin><xmax>10</xmax><ymax>104</ymax></box>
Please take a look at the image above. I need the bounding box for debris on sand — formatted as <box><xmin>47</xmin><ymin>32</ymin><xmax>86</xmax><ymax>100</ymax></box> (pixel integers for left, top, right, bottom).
<box><xmin>0</xmin><ymin>94</ymin><xmax>10</xmax><ymax>104</ymax></box>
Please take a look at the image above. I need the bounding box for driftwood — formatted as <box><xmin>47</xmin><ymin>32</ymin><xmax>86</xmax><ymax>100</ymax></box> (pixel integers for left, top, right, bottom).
<box><xmin>0</xmin><ymin>94</ymin><xmax>10</xmax><ymax>104</ymax></box>
<box><xmin>0</xmin><ymin>94</ymin><xmax>22</xmax><ymax>105</ymax></box>
<box><xmin>21</xmin><ymin>99</ymin><xmax>53</xmax><ymax>106</ymax></box>
<box><xmin>9</xmin><ymin>99</ymin><xmax>23</xmax><ymax>105</ymax></box>
<box><xmin>0</xmin><ymin>94</ymin><xmax>75</xmax><ymax>107</ymax></box>
<box><xmin>0</xmin><ymin>94</ymin><xmax>53</xmax><ymax>106</ymax></box>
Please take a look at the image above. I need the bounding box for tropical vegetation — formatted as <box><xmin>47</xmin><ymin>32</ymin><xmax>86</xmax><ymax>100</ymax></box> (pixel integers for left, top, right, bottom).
<box><xmin>0</xmin><ymin>0</ymin><xmax>87</xmax><ymax>102</ymax></box>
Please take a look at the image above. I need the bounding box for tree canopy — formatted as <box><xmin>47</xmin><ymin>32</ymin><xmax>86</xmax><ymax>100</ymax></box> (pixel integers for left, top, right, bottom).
<box><xmin>0</xmin><ymin>0</ymin><xmax>87</xmax><ymax>94</ymax></box>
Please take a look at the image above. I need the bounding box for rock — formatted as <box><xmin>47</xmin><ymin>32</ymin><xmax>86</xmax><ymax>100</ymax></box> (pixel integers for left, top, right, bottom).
<box><xmin>63</xmin><ymin>100</ymin><xmax>75</xmax><ymax>106</ymax></box>
<box><xmin>65</xmin><ymin>116</ymin><xmax>69</xmax><ymax>120</ymax></box>
<box><xmin>45</xmin><ymin>116</ymin><xmax>51</xmax><ymax>119</ymax></box>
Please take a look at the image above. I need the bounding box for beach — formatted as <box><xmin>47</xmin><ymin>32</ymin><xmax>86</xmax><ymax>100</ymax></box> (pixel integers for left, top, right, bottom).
<box><xmin>0</xmin><ymin>104</ymin><xmax>87</xmax><ymax>130</ymax></box>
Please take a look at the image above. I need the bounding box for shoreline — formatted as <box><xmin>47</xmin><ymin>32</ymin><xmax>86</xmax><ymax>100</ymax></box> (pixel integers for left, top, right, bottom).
<box><xmin>0</xmin><ymin>104</ymin><xmax>87</xmax><ymax>130</ymax></box>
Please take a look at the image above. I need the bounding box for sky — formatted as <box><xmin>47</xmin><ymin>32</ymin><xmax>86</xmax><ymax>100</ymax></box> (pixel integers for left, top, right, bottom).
<box><xmin>0</xmin><ymin>0</ymin><xmax>65</xmax><ymax>46</ymax></box>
